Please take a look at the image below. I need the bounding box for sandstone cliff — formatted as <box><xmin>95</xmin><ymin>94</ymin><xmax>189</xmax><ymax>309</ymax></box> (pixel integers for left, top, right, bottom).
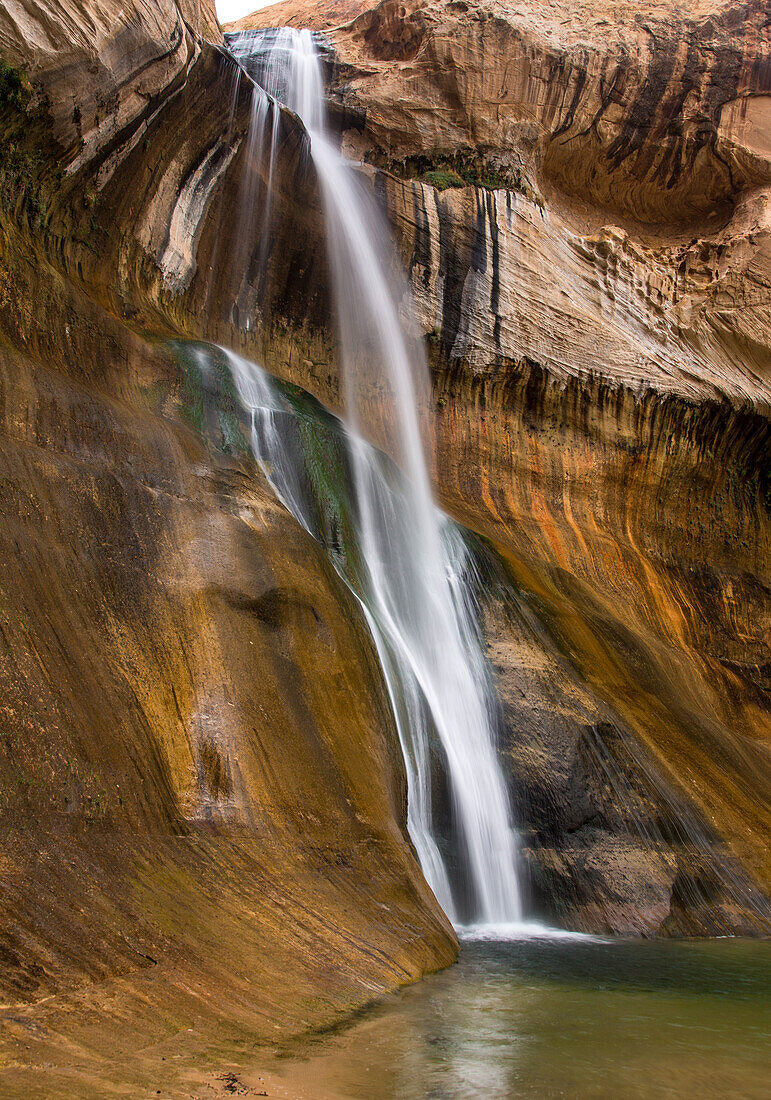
<box><xmin>224</xmin><ymin>0</ymin><xmax>373</xmax><ymax>33</ymax></box>
<box><xmin>233</xmin><ymin>0</ymin><xmax>771</xmax><ymax>933</ymax></box>
<box><xmin>0</xmin><ymin>0</ymin><xmax>770</xmax><ymax>1087</ymax></box>
<box><xmin>0</xmin><ymin>1</ymin><xmax>454</xmax><ymax>1092</ymax></box>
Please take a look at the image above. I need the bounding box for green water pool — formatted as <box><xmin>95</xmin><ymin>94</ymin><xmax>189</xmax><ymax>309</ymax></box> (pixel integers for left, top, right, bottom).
<box><xmin>270</xmin><ymin>934</ymin><xmax>771</xmax><ymax>1099</ymax></box>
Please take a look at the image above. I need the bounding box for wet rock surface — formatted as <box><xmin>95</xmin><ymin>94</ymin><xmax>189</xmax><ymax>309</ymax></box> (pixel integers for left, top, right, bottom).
<box><xmin>0</xmin><ymin>244</ymin><xmax>457</xmax><ymax>1003</ymax></box>
<box><xmin>0</xmin><ymin>0</ymin><xmax>769</xmax><ymax>1087</ymax></box>
<box><xmin>0</xmin><ymin>1</ymin><xmax>456</xmax><ymax>1086</ymax></box>
<box><xmin>481</xmin><ymin>574</ymin><xmax>770</xmax><ymax>935</ymax></box>
<box><xmin>426</xmin><ymin>352</ymin><xmax>770</xmax><ymax>918</ymax></box>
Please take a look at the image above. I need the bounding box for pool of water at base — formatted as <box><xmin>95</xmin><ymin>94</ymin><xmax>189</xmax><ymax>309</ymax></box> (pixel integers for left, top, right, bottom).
<box><xmin>266</xmin><ymin>935</ymin><xmax>771</xmax><ymax>1100</ymax></box>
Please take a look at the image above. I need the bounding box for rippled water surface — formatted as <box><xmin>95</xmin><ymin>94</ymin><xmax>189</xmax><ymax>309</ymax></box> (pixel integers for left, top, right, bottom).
<box><xmin>269</xmin><ymin>936</ymin><xmax>771</xmax><ymax>1099</ymax></box>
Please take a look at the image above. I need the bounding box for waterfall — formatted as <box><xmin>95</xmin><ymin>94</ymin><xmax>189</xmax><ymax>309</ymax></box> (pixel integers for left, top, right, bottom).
<box><xmin>225</xmin><ymin>33</ymin><xmax>283</xmax><ymax>321</ymax></box>
<box><xmin>224</xmin><ymin>28</ymin><xmax>522</xmax><ymax>929</ymax></box>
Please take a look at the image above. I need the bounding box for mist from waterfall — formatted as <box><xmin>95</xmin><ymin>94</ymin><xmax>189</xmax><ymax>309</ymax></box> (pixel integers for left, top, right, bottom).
<box><xmin>224</xmin><ymin>27</ymin><xmax>522</xmax><ymax>929</ymax></box>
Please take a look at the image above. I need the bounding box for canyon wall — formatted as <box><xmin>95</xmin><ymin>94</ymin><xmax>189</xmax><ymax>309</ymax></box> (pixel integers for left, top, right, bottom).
<box><xmin>0</xmin><ymin>1</ymin><xmax>455</xmax><ymax>1091</ymax></box>
<box><xmin>324</xmin><ymin>0</ymin><xmax>770</xmax><ymax>933</ymax></box>
<box><xmin>0</xmin><ymin>0</ymin><xmax>770</xmax><ymax>1085</ymax></box>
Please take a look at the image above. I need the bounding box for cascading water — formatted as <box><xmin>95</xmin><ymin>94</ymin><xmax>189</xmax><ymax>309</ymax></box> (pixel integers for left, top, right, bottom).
<box><xmin>224</xmin><ymin>33</ymin><xmax>284</xmax><ymax>320</ymax></box>
<box><xmin>224</xmin><ymin>27</ymin><xmax>522</xmax><ymax>929</ymax></box>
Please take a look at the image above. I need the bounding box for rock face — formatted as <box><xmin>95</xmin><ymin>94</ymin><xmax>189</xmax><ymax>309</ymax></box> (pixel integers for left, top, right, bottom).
<box><xmin>0</xmin><ymin>0</ymin><xmax>770</xmax><ymax>1081</ymax></box>
<box><xmin>329</xmin><ymin>0</ymin><xmax>771</xmax><ymax>225</ymax></box>
<box><xmin>0</xmin><ymin>1</ymin><xmax>455</xmax><ymax>1089</ymax></box>
<box><xmin>224</xmin><ymin>0</ymin><xmax>373</xmax><ymax>33</ymax></box>
<box><xmin>324</xmin><ymin>0</ymin><xmax>770</xmax><ymax>401</ymax></box>
<box><xmin>480</xmin><ymin>562</ymin><xmax>769</xmax><ymax>936</ymax></box>
<box><xmin>312</xmin><ymin>0</ymin><xmax>771</xmax><ymax>933</ymax></box>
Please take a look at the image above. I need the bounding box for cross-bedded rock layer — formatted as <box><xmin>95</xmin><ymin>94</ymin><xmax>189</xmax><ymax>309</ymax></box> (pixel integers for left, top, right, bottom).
<box><xmin>236</xmin><ymin>0</ymin><xmax>771</xmax><ymax>931</ymax></box>
<box><xmin>0</xmin><ymin>0</ymin><xmax>769</xmax><ymax>1085</ymax></box>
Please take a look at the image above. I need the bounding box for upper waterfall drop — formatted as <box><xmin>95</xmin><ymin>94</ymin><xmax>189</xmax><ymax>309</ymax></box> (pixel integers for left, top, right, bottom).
<box><xmin>224</xmin><ymin>26</ymin><xmax>523</xmax><ymax>929</ymax></box>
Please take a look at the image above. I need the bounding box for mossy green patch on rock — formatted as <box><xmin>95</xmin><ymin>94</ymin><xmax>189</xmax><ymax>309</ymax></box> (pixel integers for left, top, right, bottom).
<box><xmin>0</xmin><ymin>57</ymin><xmax>65</xmax><ymax>233</ymax></box>
<box><xmin>173</xmin><ymin>341</ymin><xmax>249</xmax><ymax>453</ymax></box>
<box><xmin>383</xmin><ymin>149</ymin><xmax>543</xmax><ymax>200</ymax></box>
<box><xmin>0</xmin><ymin>58</ymin><xmax>32</xmax><ymax>111</ymax></box>
<box><xmin>421</xmin><ymin>168</ymin><xmax>466</xmax><ymax>190</ymax></box>
<box><xmin>0</xmin><ymin>144</ymin><xmax>49</xmax><ymax>225</ymax></box>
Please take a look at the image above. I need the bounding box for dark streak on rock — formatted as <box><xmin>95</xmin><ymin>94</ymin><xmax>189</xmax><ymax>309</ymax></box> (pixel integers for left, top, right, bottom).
<box><xmin>436</xmin><ymin>191</ymin><xmax>467</xmax><ymax>357</ymax></box>
<box><xmin>471</xmin><ymin>189</ymin><xmax>487</xmax><ymax>274</ymax></box>
<box><xmin>409</xmin><ymin>182</ymin><xmax>433</xmax><ymax>289</ymax></box>
<box><xmin>486</xmin><ymin>190</ymin><xmax>501</xmax><ymax>348</ymax></box>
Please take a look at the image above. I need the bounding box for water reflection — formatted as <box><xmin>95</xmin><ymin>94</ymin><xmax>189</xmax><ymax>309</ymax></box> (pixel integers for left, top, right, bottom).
<box><xmin>272</xmin><ymin>939</ymin><xmax>771</xmax><ymax>1099</ymax></box>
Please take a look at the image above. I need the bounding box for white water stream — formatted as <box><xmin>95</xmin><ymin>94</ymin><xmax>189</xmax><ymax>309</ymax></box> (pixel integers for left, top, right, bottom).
<box><xmin>224</xmin><ymin>27</ymin><xmax>522</xmax><ymax>928</ymax></box>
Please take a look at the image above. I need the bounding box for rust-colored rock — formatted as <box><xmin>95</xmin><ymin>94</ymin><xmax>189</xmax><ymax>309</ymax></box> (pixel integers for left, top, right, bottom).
<box><xmin>0</xmin><ymin>1</ymin><xmax>456</xmax><ymax>1089</ymax></box>
<box><xmin>0</xmin><ymin>0</ymin><xmax>770</xmax><ymax>1086</ymax></box>
<box><xmin>318</xmin><ymin>0</ymin><xmax>771</xmax><ymax>932</ymax></box>
<box><xmin>225</xmin><ymin>0</ymin><xmax>373</xmax><ymax>33</ymax></box>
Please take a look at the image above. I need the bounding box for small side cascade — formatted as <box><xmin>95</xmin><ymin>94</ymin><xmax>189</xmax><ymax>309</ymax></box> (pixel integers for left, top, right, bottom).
<box><xmin>225</xmin><ymin>34</ymin><xmax>285</xmax><ymax>321</ymax></box>
<box><xmin>223</xmin><ymin>27</ymin><xmax>524</xmax><ymax>931</ymax></box>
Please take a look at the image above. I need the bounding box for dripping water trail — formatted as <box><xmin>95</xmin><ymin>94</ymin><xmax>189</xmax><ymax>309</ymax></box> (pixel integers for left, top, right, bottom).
<box><xmin>226</xmin><ymin>32</ymin><xmax>286</xmax><ymax>327</ymax></box>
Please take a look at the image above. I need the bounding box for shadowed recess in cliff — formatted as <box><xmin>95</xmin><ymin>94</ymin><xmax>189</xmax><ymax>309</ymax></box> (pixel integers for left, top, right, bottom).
<box><xmin>472</xmin><ymin>547</ymin><xmax>771</xmax><ymax>936</ymax></box>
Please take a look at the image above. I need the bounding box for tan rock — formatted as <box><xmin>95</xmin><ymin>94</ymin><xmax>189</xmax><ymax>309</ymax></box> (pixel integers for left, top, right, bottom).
<box><xmin>225</xmin><ymin>0</ymin><xmax>373</xmax><ymax>33</ymax></box>
<box><xmin>0</xmin><ymin>0</ymin><xmax>454</xmax><ymax>1081</ymax></box>
<box><xmin>329</xmin><ymin>0</ymin><xmax>771</xmax><ymax>225</ymax></box>
<box><xmin>0</xmin><ymin>8</ymin><xmax>769</xmax><ymax>1082</ymax></box>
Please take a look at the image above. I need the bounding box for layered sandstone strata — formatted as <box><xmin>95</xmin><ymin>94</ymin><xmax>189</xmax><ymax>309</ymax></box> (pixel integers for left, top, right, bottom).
<box><xmin>0</xmin><ymin>1</ymin><xmax>455</xmax><ymax>1090</ymax></box>
<box><xmin>0</xmin><ymin>3</ymin><xmax>769</xmax><ymax>1089</ymax></box>
<box><xmin>224</xmin><ymin>0</ymin><xmax>373</xmax><ymax>33</ymax></box>
<box><xmin>234</xmin><ymin>0</ymin><xmax>771</xmax><ymax>930</ymax></box>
